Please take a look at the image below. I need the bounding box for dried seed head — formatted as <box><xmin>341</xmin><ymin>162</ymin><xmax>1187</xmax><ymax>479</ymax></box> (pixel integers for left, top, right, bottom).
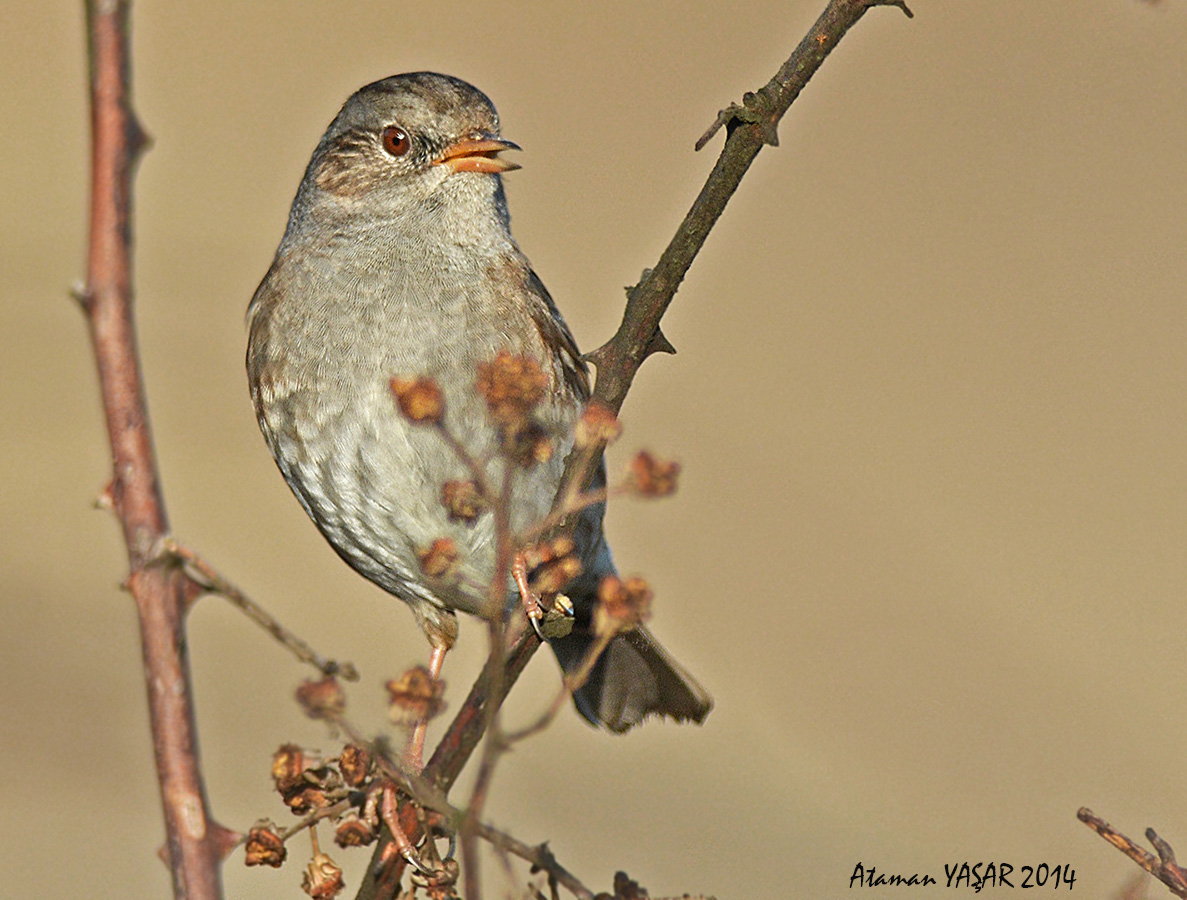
<box><xmin>244</xmin><ymin>822</ymin><xmax>287</xmax><ymax>868</ymax></box>
<box><xmin>594</xmin><ymin>574</ymin><xmax>653</xmax><ymax>636</ymax></box>
<box><xmin>271</xmin><ymin>744</ymin><xmax>307</xmax><ymax>794</ymax></box>
<box><xmin>500</xmin><ymin>418</ymin><xmax>554</xmax><ymax>468</ymax></box>
<box><xmin>574</xmin><ymin>401</ymin><xmax>623</xmax><ymax>449</ymax></box>
<box><xmin>385</xmin><ymin>665</ymin><xmax>447</xmax><ymax>727</ymax></box>
<box><xmin>389</xmin><ymin>376</ymin><xmax>445</xmax><ymax>425</ymax></box>
<box><xmin>441</xmin><ymin>479</ymin><xmax>486</xmax><ymax>523</ymax></box>
<box><xmin>333</xmin><ymin>812</ymin><xmax>377</xmax><ymax>848</ymax></box>
<box><xmin>302</xmin><ymin>851</ymin><xmax>345</xmax><ymax>899</ymax></box>
<box><xmin>530</xmin><ymin>555</ymin><xmax>583</xmax><ymax>595</ymax></box>
<box><xmin>476</xmin><ymin>352</ymin><xmax>548</xmax><ymax>425</ymax></box>
<box><xmin>337</xmin><ymin>744</ymin><xmax>373</xmax><ymax>788</ymax></box>
<box><xmin>523</xmin><ymin>537</ymin><xmax>583</xmax><ymax>596</ymax></box>
<box><xmin>284</xmin><ymin>786</ymin><xmax>331</xmax><ymax>815</ymax></box>
<box><xmin>417</xmin><ymin>537</ymin><xmax>460</xmax><ymax>579</ymax></box>
<box><xmin>628</xmin><ymin>450</ymin><xmax>680</xmax><ymax>497</ymax></box>
<box><xmin>521</xmin><ymin>536</ymin><xmax>576</xmax><ymax>569</ymax></box>
<box><xmin>272</xmin><ymin>744</ymin><xmax>336</xmax><ymax>813</ymax></box>
<box><xmin>295</xmin><ymin>676</ymin><xmax>346</xmax><ymax>721</ymax></box>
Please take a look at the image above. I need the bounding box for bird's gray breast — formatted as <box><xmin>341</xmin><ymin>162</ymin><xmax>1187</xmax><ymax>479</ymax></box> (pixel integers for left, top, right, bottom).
<box><xmin>253</xmin><ymin>238</ymin><xmax>577</xmax><ymax>617</ymax></box>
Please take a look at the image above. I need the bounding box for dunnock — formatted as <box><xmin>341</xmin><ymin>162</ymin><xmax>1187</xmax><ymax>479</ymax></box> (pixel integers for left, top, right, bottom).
<box><xmin>247</xmin><ymin>72</ymin><xmax>711</xmax><ymax>734</ymax></box>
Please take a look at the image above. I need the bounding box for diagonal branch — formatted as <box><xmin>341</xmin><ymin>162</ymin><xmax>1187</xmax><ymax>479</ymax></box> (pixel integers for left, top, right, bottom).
<box><xmin>586</xmin><ymin>0</ymin><xmax>913</xmax><ymax>412</ymax></box>
<box><xmin>81</xmin><ymin>2</ymin><xmax>234</xmax><ymax>898</ymax></box>
<box><xmin>357</xmin><ymin>1</ymin><xmax>912</xmax><ymax>896</ymax></box>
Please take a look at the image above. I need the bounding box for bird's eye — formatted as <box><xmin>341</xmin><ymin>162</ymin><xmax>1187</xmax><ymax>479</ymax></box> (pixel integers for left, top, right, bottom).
<box><xmin>382</xmin><ymin>126</ymin><xmax>411</xmax><ymax>157</ymax></box>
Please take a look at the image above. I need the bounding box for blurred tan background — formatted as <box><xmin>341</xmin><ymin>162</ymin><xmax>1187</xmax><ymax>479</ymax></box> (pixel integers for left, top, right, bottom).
<box><xmin>4</xmin><ymin>1</ymin><xmax>1187</xmax><ymax>897</ymax></box>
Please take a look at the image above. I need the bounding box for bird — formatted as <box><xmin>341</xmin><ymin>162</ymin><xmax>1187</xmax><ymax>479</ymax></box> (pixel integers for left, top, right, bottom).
<box><xmin>247</xmin><ymin>72</ymin><xmax>711</xmax><ymax>744</ymax></box>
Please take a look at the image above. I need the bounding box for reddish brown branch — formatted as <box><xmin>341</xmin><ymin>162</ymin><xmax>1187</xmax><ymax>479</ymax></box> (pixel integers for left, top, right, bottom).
<box><xmin>81</xmin><ymin>2</ymin><xmax>233</xmax><ymax>897</ymax></box>
<box><xmin>1078</xmin><ymin>808</ymin><xmax>1187</xmax><ymax>898</ymax></box>
<box><xmin>356</xmin><ymin>2</ymin><xmax>911</xmax><ymax>897</ymax></box>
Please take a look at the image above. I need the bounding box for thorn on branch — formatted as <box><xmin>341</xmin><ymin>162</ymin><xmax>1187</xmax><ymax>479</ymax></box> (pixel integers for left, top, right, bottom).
<box><xmin>69</xmin><ymin>283</ymin><xmax>93</xmax><ymax>311</ymax></box>
<box><xmin>127</xmin><ymin>114</ymin><xmax>153</xmax><ymax>161</ymax></box>
<box><xmin>877</xmin><ymin>0</ymin><xmax>915</xmax><ymax>18</ymax></box>
<box><xmin>645</xmin><ymin>326</ymin><xmax>676</xmax><ymax>358</ymax></box>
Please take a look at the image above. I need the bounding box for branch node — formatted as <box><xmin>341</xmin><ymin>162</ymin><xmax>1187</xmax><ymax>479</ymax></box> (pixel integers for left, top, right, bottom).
<box><xmin>694</xmin><ymin>91</ymin><xmax>780</xmax><ymax>152</ymax></box>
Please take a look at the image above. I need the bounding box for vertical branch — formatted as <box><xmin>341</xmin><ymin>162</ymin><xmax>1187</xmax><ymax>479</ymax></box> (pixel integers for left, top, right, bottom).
<box><xmin>81</xmin><ymin>2</ymin><xmax>234</xmax><ymax>898</ymax></box>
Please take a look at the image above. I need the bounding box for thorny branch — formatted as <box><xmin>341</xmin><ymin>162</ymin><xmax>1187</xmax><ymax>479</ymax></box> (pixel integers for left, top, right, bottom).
<box><xmin>360</xmin><ymin>1</ymin><xmax>913</xmax><ymax>896</ymax></box>
<box><xmin>1079</xmin><ymin>809</ymin><xmax>1187</xmax><ymax>899</ymax></box>
<box><xmin>80</xmin><ymin>2</ymin><xmax>237</xmax><ymax>898</ymax></box>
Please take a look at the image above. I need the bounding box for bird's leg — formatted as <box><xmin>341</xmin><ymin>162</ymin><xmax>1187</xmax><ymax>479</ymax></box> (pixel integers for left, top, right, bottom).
<box><xmin>512</xmin><ymin>551</ymin><xmax>545</xmax><ymax>636</ymax></box>
<box><xmin>403</xmin><ymin>642</ymin><xmax>448</xmax><ymax>773</ymax></box>
<box><xmin>375</xmin><ymin>782</ymin><xmax>435</xmax><ymax>878</ymax></box>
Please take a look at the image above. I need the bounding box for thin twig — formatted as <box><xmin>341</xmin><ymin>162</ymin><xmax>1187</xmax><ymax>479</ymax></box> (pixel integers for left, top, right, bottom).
<box><xmin>277</xmin><ymin>799</ymin><xmax>354</xmax><ymax>843</ymax></box>
<box><xmin>461</xmin><ymin>460</ymin><xmax>520</xmax><ymax>900</ymax></box>
<box><xmin>517</xmin><ymin>485</ymin><xmax>615</xmax><ymax>546</ymax></box>
<box><xmin>474</xmin><ymin>826</ymin><xmax>594</xmax><ymax>900</ymax></box>
<box><xmin>502</xmin><ymin>631</ymin><xmax>614</xmax><ymax>744</ymax></box>
<box><xmin>160</xmin><ymin>538</ymin><xmax>360</xmax><ymax>681</ymax></box>
<box><xmin>435</xmin><ymin>420</ymin><xmax>499</xmax><ymax>505</ymax></box>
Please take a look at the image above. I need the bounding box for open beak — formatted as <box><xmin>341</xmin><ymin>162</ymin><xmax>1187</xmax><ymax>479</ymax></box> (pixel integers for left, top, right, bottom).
<box><xmin>433</xmin><ymin>136</ymin><xmax>521</xmax><ymax>174</ymax></box>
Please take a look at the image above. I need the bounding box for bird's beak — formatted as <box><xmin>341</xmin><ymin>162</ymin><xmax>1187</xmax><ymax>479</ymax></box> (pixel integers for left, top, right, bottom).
<box><xmin>433</xmin><ymin>136</ymin><xmax>521</xmax><ymax>174</ymax></box>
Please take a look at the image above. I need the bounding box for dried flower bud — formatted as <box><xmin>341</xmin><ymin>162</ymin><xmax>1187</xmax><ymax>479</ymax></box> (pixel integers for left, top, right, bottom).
<box><xmin>521</xmin><ymin>536</ymin><xmax>575</xmax><ymax>569</ymax></box>
<box><xmin>476</xmin><ymin>352</ymin><xmax>547</xmax><ymax>425</ymax></box>
<box><xmin>594</xmin><ymin>575</ymin><xmax>653</xmax><ymax>636</ymax></box>
<box><xmin>531</xmin><ymin>555</ymin><xmax>582</xmax><ymax>595</ymax></box>
<box><xmin>523</xmin><ymin>537</ymin><xmax>582</xmax><ymax>596</ymax></box>
<box><xmin>389</xmin><ymin>376</ymin><xmax>445</xmax><ymax>425</ymax></box>
<box><xmin>337</xmin><ymin>744</ymin><xmax>373</xmax><ymax>788</ymax></box>
<box><xmin>284</xmin><ymin>786</ymin><xmax>331</xmax><ymax>815</ymax></box>
<box><xmin>417</xmin><ymin>537</ymin><xmax>460</xmax><ymax>579</ymax></box>
<box><xmin>628</xmin><ymin>451</ymin><xmax>680</xmax><ymax>497</ymax></box>
<box><xmin>272</xmin><ymin>744</ymin><xmax>337</xmax><ymax>813</ymax></box>
<box><xmin>575</xmin><ymin>402</ymin><xmax>623</xmax><ymax>449</ymax></box>
<box><xmin>385</xmin><ymin>665</ymin><xmax>446</xmax><ymax>727</ymax></box>
<box><xmin>613</xmin><ymin>870</ymin><xmax>648</xmax><ymax>900</ymax></box>
<box><xmin>245</xmin><ymin>823</ymin><xmax>287</xmax><ymax>868</ymax></box>
<box><xmin>296</xmin><ymin>676</ymin><xmax>346</xmax><ymax>721</ymax></box>
<box><xmin>501</xmin><ymin>418</ymin><xmax>554</xmax><ymax>468</ymax></box>
<box><xmin>272</xmin><ymin>744</ymin><xmax>307</xmax><ymax>794</ymax></box>
<box><xmin>333</xmin><ymin>812</ymin><xmax>377</xmax><ymax>848</ymax></box>
<box><xmin>302</xmin><ymin>851</ymin><xmax>345</xmax><ymax>899</ymax></box>
<box><xmin>441</xmin><ymin>479</ymin><xmax>486</xmax><ymax>523</ymax></box>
